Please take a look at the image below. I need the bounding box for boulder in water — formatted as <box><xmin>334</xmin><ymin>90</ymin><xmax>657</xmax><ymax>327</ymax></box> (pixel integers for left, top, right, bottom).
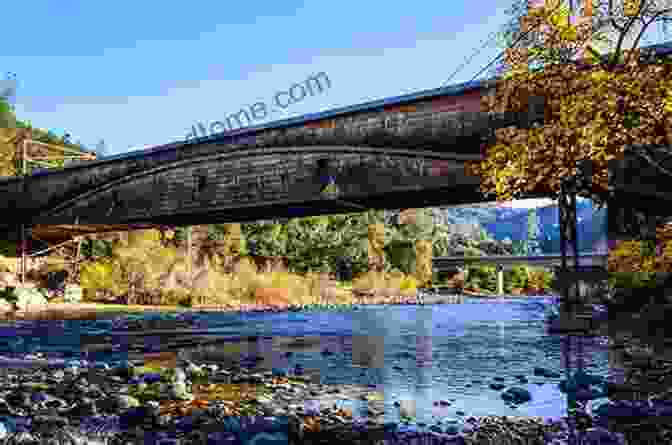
<box><xmin>501</xmin><ymin>387</ymin><xmax>532</xmax><ymax>405</ymax></box>
<box><xmin>533</xmin><ymin>367</ymin><xmax>560</xmax><ymax>378</ymax></box>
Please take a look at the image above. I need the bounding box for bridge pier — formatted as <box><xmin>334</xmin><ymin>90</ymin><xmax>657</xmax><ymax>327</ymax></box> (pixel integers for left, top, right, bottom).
<box><xmin>496</xmin><ymin>264</ymin><xmax>504</xmax><ymax>295</ymax></box>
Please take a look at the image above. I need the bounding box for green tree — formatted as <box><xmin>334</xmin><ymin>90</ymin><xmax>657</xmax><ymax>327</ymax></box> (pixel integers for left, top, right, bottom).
<box><xmin>240</xmin><ymin>221</ymin><xmax>288</xmax><ymax>257</ymax></box>
<box><xmin>0</xmin><ymin>98</ymin><xmax>16</xmax><ymax>129</ymax></box>
<box><xmin>81</xmin><ymin>238</ymin><xmax>113</xmax><ymax>259</ymax></box>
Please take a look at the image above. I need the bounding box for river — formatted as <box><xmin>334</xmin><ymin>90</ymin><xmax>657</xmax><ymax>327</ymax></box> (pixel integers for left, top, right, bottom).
<box><xmin>0</xmin><ymin>296</ymin><xmax>613</xmax><ymax>424</ymax></box>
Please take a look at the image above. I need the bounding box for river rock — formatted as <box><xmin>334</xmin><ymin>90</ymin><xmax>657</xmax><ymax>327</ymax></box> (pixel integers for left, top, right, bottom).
<box><xmin>533</xmin><ymin>367</ymin><xmax>561</xmax><ymax>378</ymax></box>
<box><xmin>170</xmin><ymin>382</ymin><xmax>194</xmax><ymax>401</ymax></box>
<box><xmin>173</xmin><ymin>367</ymin><xmax>187</xmax><ymax>384</ymax></box>
<box><xmin>185</xmin><ymin>361</ymin><xmax>206</xmax><ymax>378</ymax></box>
<box><xmin>117</xmin><ymin>395</ymin><xmax>140</xmax><ymax>410</ymax></box>
<box><xmin>592</xmin><ymin>400</ymin><xmax>656</xmax><ymax>427</ymax></box>
<box><xmin>501</xmin><ymin>387</ymin><xmax>532</xmax><ymax>404</ymax></box>
<box><xmin>397</xmin><ymin>400</ymin><xmax>415</xmax><ymax>418</ymax></box>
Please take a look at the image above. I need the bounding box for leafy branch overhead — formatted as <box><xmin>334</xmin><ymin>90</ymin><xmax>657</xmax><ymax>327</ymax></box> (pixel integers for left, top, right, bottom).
<box><xmin>467</xmin><ymin>0</ymin><xmax>672</xmax><ymax>207</ymax></box>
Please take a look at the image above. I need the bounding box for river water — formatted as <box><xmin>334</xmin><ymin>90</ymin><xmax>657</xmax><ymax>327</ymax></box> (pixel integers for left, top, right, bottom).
<box><xmin>0</xmin><ymin>297</ymin><xmax>613</xmax><ymax>424</ymax></box>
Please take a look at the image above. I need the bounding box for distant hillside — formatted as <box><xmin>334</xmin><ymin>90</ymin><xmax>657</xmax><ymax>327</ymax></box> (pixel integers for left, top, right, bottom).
<box><xmin>437</xmin><ymin>199</ymin><xmax>607</xmax><ymax>255</ymax></box>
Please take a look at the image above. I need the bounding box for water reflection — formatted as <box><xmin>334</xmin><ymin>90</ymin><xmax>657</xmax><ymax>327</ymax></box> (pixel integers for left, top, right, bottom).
<box><xmin>0</xmin><ymin>298</ymin><xmax>627</xmax><ymax>422</ymax></box>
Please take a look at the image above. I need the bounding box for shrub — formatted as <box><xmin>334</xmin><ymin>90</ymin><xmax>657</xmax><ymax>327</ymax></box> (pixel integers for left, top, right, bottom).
<box><xmin>80</xmin><ymin>259</ymin><xmax>116</xmax><ymax>301</ymax></box>
<box><xmin>466</xmin><ymin>265</ymin><xmax>497</xmax><ymax>293</ymax></box>
<box><xmin>0</xmin><ymin>287</ymin><xmax>17</xmax><ymax>305</ymax></box>
<box><xmin>607</xmin><ymin>271</ymin><xmax>657</xmax><ymax>290</ymax></box>
<box><xmin>527</xmin><ymin>267</ymin><xmax>553</xmax><ymax>291</ymax></box>
<box><xmin>506</xmin><ymin>265</ymin><xmax>530</xmax><ymax>290</ymax></box>
<box><xmin>399</xmin><ymin>275</ymin><xmax>418</xmax><ymax>295</ymax></box>
<box><xmin>177</xmin><ymin>295</ymin><xmax>193</xmax><ymax>307</ymax></box>
<box><xmin>415</xmin><ymin>239</ymin><xmax>433</xmax><ymax>288</ymax></box>
<box><xmin>161</xmin><ymin>288</ymin><xmax>192</xmax><ymax>306</ymax></box>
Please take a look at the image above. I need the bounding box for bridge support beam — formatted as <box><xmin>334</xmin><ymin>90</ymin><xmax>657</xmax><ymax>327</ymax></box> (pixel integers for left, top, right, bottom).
<box><xmin>496</xmin><ymin>264</ymin><xmax>504</xmax><ymax>295</ymax></box>
<box><xmin>559</xmin><ymin>161</ymin><xmax>592</xmax><ymax>308</ymax></box>
<box><xmin>558</xmin><ymin>160</ymin><xmax>594</xmax><ymax>441</ymax></box>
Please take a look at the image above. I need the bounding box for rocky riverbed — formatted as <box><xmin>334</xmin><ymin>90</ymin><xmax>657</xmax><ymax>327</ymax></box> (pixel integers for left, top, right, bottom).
<box><xmin>0</xmin><ymin>352</ymin><xmax>650</xmax><ymax>445</ymax></box>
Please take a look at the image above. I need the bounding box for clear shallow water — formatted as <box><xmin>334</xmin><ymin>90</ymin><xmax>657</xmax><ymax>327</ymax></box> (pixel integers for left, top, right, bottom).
<box><xmin>0</xmin><ymin>297</ymin><xmax>612</xmax><ymax>423</ymax></box>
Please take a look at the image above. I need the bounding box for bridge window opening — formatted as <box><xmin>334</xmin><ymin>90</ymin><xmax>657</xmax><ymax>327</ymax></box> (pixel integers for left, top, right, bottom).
<box><xmin>196</xmin><ymin>174</ymin><xmax>207</xmax><ymax>193</ymax></box>
<box><xmin>112</xmin><ymin>191</ymin><xmax>122</xmax><ymax>208</ymax></box>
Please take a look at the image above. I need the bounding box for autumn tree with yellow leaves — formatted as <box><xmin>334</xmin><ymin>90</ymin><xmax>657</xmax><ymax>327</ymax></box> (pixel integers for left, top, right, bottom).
<box><xmin>466</xmin><ymin>0</ymin><xmax>672</xmax><ymax>206</ymax></box>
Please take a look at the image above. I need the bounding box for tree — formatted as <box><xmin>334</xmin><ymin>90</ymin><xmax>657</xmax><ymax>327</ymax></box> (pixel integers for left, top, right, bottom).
<box><xmin>240</xmin><ymin>221</ymin><xmax>286</xmax><ymax>258</ymax></box>
<box><xmin>490</xmin><ymin>0</ymin><xmax>617</xmax><ymax>78</ymax></box>
<box><xmin>489</xmin><ymin>0</ymin><xmax>537</xmax><ymax>78</ymax></box>
<box><xmin>0</xmin><ymin>98</ymin><xmax>15</xmax><ymax>129</ymax></box>
<box><xmin>105</xmin><ymin>229</ymin><xmax>177</xmax><ymax>304</ymax></box>
<box><xmin>466</xmin><ymin>0</ymin><xmax>672</xmax><ymax>209</ymax></box>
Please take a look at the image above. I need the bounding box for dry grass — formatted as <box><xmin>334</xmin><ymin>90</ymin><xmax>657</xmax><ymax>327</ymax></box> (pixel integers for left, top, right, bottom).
<box><xmin>7</xmin><ymin>255</ymin><xmax>422</xmax><ymax>319</ymax></box>
<box><xmin>0</xmin><ymin>303</ymin><xmax>196</xmax><ymax>321</ymax></box>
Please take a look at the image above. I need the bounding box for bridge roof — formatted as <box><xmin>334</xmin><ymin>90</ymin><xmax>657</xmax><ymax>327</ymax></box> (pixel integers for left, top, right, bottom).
<box><xmin>91</xmin><ymin>78</ymin><xmax>495</xmax><ymax>166</ymax></box>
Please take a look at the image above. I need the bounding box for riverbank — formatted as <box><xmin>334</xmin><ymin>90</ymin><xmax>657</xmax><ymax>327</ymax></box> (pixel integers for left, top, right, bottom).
<box><xmin>0</xmin><ymin>292</ymin><xmax>558</xmax><ymax>321</ymax></box>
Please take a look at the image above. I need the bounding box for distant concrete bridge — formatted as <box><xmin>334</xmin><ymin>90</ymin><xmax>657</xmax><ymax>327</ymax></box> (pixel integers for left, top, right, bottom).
<box><xmin>433</xmin><ymin>252</ymin><xmax>608</xmax><ymax>294</ymax></box>
<box><xmin>433</xmin><ymin>252</ymin><xmax>608</xmax><ymax>272</ymax></box>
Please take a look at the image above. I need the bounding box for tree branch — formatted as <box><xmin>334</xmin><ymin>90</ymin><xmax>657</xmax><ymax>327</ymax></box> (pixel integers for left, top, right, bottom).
<box><xmin>609</xmin><ymin>0</ymin><xmax>626</xmax><ymax>33</ymax></box>
<box><xmin>610</xmin><ymin>12</ymin><xmax>643</xmax><ymax>70</ymax></box>
<box><xmin>625</xmin><ymin>7</ymin><xmax>672</xmax><ymax>67</ymax></box>
<box><xmin>632</xmin><ymin>145</ymin><xmax>672</xmax><ymax>180</ymax></box>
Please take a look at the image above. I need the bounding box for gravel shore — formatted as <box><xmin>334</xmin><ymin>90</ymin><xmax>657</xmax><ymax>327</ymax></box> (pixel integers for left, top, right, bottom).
<box><xmin>0</xmin><ymin>347</ymin><xmax>645</xmax><ymax>445</ymax></box>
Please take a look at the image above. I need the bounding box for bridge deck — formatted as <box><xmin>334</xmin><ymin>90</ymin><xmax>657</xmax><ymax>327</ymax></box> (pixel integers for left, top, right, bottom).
<box><xmin>433</xmin><ymin>253</ymin><xmax>608</xmax><ymax>271</ymax></box>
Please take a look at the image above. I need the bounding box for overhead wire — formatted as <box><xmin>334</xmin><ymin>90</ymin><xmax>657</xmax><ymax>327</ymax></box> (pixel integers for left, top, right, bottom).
<box><xmin>441</xmin><ymin>22</ymin><xmax>514</xmax><ymax>86</ymax></box>
<box><xmin>463</xmin><ymin>0</ymin><xmax>571</xmax><ymax>83</ymax></box>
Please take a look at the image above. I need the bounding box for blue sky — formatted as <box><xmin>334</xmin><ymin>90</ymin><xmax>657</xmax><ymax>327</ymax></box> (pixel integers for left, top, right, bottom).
<box><xmin>7</xmin><ymin>0</ymin><xmax>517</xmax><ymax>155</ymax></box>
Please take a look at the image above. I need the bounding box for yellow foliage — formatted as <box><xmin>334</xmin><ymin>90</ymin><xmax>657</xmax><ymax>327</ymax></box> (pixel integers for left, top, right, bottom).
<box><xmin>527</xmin><ymin>268</ymin><xmax>549</xmax><ymax>290</ymax></box>
<box><xmin>0</xmin><ymin>256</ymin><xmax>15</xmax><ymax>273</ymax></box>
<box><xmin>80</xmin><ymin>260</ymin><xmax>116</xmax><ymax>292</ymax></box>
<box><xmin>126</xmin><ymin>229</ymin><xmax>162</xmax><ymax>247</ymax></box>
<box><xmin>400</xmin><ymin>275</ymin><xmax>418</xmax><ymax>294</ymax></box>
<box><xmin>352</xmin><ymin>270</ymin><xmax>418</xmax><ymax>299</ymax></box>
<box><xmin>415</xmin><ymin>239</ymin><xmax>433</xmax><ymax>287</ymax></box>
<box><xmin>222</xmin><ymin>224</ymin><xmax>243</xmax><ymax>256</ymax></box>
<box><xmin>367</xmin><ymin>223</ymin><xmax>386</xmax><ymax>271</ymax></box>
<box><xmin>0</xmin><ymin>128</ymin><xmax>19</xmax><ymax>177</ymax></box>
<box><xmin>465</xmin><ymin>2</ymin><xmax>672</xmax><ymax>207</ymax></box>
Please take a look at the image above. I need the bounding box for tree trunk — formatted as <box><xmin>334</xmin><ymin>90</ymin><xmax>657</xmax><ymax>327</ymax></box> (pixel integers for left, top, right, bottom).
<box><xmin>415</xmin><ymin>239</ymin><xmax>433</xmax><ymax>288</ymax></box>
<box><xmin>368</xmin><ymin>223</ymin><xmax>385</xmax><ymax>273</ymax></box>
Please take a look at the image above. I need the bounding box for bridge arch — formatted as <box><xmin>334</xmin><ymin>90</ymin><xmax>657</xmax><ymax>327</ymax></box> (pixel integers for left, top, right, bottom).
<box><xmin>37</xmin><ymin>145</ymin><xmax>484</xmax><ymax>226</ymax></box>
